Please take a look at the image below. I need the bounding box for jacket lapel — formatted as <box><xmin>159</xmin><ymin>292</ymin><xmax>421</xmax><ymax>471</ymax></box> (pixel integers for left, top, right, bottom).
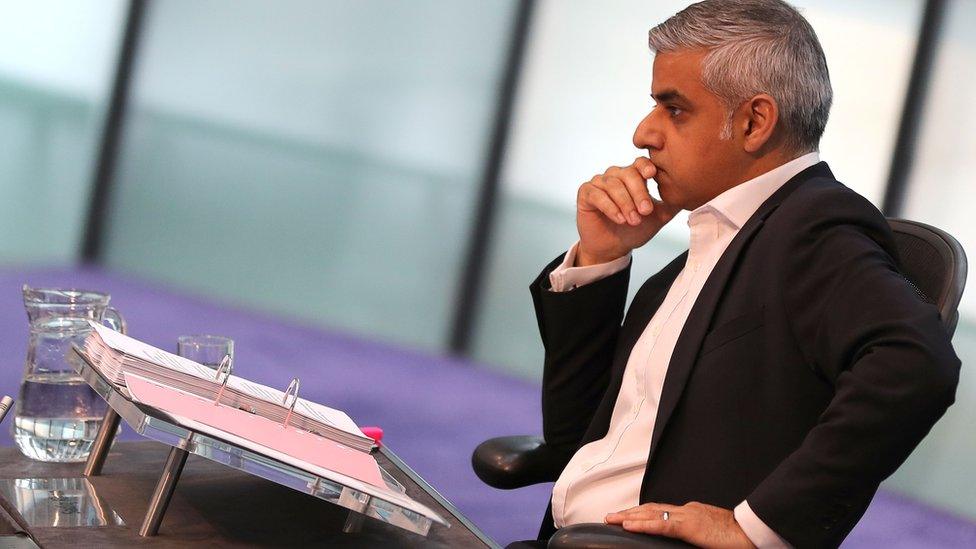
<box><xmin>641</xmin><ymin>162</ymin><xmax>834</xmax><ymax>480</ymax></box>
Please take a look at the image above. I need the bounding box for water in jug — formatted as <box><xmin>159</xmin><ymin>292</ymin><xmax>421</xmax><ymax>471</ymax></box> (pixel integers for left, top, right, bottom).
<box><xmin>15</xmin><ymin>286</ymin><xmax>125</xmax><ymax>462</ymax></box>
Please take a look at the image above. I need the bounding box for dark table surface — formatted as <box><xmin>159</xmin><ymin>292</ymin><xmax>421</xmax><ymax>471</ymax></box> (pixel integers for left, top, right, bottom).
<box><xmin>0</xmin><ymin>441</ymin><xmax>497</xmax><ymax>548</ymax></box>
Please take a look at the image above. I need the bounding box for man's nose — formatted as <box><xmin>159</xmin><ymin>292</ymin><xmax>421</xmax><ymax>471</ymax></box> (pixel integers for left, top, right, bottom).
<box><xmin>633</xmin><ymin>111</ymin><xmax>664</xmax><ymax>152</ymax></box>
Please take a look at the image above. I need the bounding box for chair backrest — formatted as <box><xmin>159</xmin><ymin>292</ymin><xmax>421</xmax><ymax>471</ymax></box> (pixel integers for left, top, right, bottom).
<box><xmin>887</xmin><ymin>218</ymin><xmax>968</xmax><ymax>337</ymax></box>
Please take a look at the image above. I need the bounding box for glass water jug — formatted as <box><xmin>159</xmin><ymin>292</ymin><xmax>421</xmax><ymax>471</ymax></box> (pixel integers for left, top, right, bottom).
<box><xmin>14</xmin><ymin>286</ymin><xmax>126</xmax><ymax>462</ymax></box>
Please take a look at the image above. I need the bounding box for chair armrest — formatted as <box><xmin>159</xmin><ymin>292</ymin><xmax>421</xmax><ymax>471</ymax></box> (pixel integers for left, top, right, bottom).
<box><xmin>471</xmin><ymin>435</ymin><xmax>572</xmax><ymax>489</ymax></box>
<box><xmin>548</xmin><ymin>523</ymin><xmax>694</xmax><ymax>548</ymax></box>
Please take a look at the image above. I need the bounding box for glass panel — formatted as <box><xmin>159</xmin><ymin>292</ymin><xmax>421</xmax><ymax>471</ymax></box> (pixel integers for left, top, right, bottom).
<box><xmin>103</xmin><ymin>0</ymin><xmax>515</xmax><ymax>350</ymax></box>
<box><xmin>474</xmin><ymin>0</ymin><xmax>922</xmax><ymax>379</ymax></box>
<box><xmin>68</xmin><ymin>347</ymin><xmax>444</xmax><ymax>536</ymax></box>
<box><xmin>0</xmin><ymin>477</ymin><xmax>125</xmax><ymax>528</ymax></box>
<box><xmin>889</xmin><ymin>0</ymin><xmax>976</xmax><ymax>521</ymax></box>
<box><xmin>0</xmin><ymin>0</ymin><xmax>126</xmax><ymax>263</ymax></box>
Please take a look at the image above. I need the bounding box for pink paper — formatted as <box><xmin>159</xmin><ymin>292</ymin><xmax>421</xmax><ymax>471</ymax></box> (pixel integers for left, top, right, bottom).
<box><xmin>126</xmin><ymin>374</ymin><xmax>386</xmax><ymax>487</ymax></box>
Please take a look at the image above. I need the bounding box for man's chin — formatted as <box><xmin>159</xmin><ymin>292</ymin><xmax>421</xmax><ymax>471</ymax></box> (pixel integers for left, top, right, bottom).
<box><xmin>655</xmin><ymin>180</ymin><xmax>692</xmax><ymax>212</ymax></box>
<box><xmin>653</xmin><ymin>172</ymin><xmax>674</xmax><ymax>200</ymax></box>
<box><xmin>651</xmin><ymin>170</ymin><xmax>665</xmax><ymax>188</ymax></box>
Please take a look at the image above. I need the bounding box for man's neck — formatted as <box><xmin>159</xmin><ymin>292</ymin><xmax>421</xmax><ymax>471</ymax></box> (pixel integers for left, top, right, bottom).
<box><xmin>705</xmin><ymin>149</ymin><xmax>813</xmax><ymax>202</ymax></box>
<box><xmin>739</xmin><ymin>149</ymin><xmax>812</xmax><ymax>184</ymax></box>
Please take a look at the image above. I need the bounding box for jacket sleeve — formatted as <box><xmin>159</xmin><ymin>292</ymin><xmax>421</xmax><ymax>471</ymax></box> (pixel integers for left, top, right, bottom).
<box><xmin>530</xmin><ymin>253</ymin><xmax>631</xmax><ymax>451</ymax></box>
<box><xmin>746</xmin><ymin>188</ymin><xmax>961</xmax><ymax>547</ymax></box>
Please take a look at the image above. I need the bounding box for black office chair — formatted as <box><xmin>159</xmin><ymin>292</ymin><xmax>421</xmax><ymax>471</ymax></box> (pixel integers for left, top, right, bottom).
<box><xmin>472</xmin><ymin>218</ymin><xmax>968</xmax><ymax>548</ymax></box>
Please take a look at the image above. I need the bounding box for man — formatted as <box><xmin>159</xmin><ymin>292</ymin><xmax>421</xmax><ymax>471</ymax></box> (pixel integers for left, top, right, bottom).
<box><xmin>525</xmin><ymin>1</ymin><xmax>960</xmax><ymax>547</ymax></box>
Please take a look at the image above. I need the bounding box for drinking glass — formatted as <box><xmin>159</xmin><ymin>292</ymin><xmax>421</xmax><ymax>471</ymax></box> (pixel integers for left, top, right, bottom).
<box><xmin>177</xmin><ymin>335</ymin><xmax>234</xmax><ymax>372</ymax></box>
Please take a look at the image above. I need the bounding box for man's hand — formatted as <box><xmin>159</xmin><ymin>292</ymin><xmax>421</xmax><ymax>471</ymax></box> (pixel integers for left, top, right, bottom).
<box><xmin>604</xmin><ymin>502</ymin><xmax>755</xmax><ymax>549</ymax></box>
<box><xmin>576</xmin><ymin>157</ymin><xmax>680</xmax><ymax>266</ymax></box>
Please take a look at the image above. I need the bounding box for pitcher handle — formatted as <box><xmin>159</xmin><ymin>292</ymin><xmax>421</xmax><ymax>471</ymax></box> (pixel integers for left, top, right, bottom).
<box><xmin>102</xmin><ymin>307</ymin><xmax>127</xmax><ymax>335</ymax></box>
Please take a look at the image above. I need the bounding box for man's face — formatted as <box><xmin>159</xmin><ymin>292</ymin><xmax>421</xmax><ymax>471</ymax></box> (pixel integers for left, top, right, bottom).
<box><xmin>633</xmin><ymin>49</ymin><xmax>745</xmax><ymax>210</ymax></box>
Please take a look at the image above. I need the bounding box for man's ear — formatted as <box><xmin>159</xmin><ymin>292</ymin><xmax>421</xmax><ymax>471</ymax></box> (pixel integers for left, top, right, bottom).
<box><xmin>739</xmin><ymin>94</ymin><xmax>779</xmax><ymax>153</ymax></box>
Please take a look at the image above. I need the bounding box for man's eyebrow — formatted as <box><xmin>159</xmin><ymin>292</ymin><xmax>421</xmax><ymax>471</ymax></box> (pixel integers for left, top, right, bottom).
<box><xmin>651</xmin><ymin>89</ymin><xmax>688</xmax><ymax>103</ymax></box>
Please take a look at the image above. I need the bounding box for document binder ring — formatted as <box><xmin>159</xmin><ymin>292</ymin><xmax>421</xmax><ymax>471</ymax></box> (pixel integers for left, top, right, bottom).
<box><xmin>211</xmin><ymin>356</ymin><xmax>233</xmax><ymax>406</ymax></box>
<box><xmin>69</xmin><ymin>345</ymin><xmax>449</xmax><ymax>537</ymax></box>
<box><xmin>282</xmin><ymin>377</ymin><xmax>300</xmax><ymax>428</ymax></box>
<box><xmin>212</xmin><ymin>354</ymin><xmax>233</xmax><ymax>381</ymax></box>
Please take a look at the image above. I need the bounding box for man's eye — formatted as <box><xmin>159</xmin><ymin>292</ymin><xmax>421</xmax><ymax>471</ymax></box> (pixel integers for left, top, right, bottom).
<box><xmin>667</xmin><ymin>106</ymin><xmax>683</xmax><ymax>117</ymax></box>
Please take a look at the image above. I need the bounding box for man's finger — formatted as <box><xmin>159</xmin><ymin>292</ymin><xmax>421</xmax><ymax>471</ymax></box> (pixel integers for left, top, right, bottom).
<box><xmin>605</xmin><ymin>504</ymin><xmax>680</xmax><ymax>523</ymax></box>
<box><xmin>633</xmin><ymin>156</ymin><xmax>657</xmax><ymax>179</ymax></box>
<box><xmin>594</xmin><ymin>176</ymin><xmax>641</xmax><ymax>226</ymax></box>
<box><xmin>610</xmin><ymin>502</ymin><xmax>681</xmax><ymax>515</ymax></box>
<box><xmin>603</xmin><ymin>506</ymin><xmax>642</xmax><ymax>522</ymax></box>
<box><xmin>580</xmin><ymin>183</ymin><xmax>626</xmax><ymax>224</ymax></box>
<box><xmin>614</xmin><ymin>166</ymin><xmax>654</xmax><ymax>215</ymax></box>
<box><xmin>621</xmin><ymin>518</ymin><xmax>682</xmax><ymax>539</ymax></box>
<box><xmin>605</xmin><ymin>507</ymin><xmax>657</xmax><ymax>520</ymax></box>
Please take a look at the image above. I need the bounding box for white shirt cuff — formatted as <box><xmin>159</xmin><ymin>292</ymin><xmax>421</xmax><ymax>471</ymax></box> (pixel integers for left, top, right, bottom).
<box><xmin>548</xmin><ymin>242</ymin><xmax>631</xmax><ymax>292</ymax></box>
<box><xmin>734</xmin><ymin>500</ymin><xmax>790</xmax><ymax>549</ymax></box>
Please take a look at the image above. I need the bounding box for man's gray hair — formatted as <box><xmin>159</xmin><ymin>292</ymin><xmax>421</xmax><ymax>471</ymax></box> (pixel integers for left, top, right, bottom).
<box><xmin>648</xmin><ymin>0</ymin><xmax>832</xmax><ymax>153</ymax></box>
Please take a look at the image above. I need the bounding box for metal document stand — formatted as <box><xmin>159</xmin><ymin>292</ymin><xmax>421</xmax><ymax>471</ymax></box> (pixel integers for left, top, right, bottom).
<box><xmin>69</xmin><ymin>347</ymin><xmax>447</xmax><ymax>539</ymax></box>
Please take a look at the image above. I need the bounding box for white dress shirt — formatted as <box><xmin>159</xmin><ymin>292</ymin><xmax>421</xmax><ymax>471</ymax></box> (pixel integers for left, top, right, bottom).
<box><xmin>549</xmin><ymin>152</ymin><xmax>821</xmax><ymax>548</ymax></box>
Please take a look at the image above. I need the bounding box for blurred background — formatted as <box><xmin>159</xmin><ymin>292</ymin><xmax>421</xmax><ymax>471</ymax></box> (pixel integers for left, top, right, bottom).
<box><xmin>0</xmin><ymin>0</ymin><xmax>973</xmax><ymax>544</ymax></box>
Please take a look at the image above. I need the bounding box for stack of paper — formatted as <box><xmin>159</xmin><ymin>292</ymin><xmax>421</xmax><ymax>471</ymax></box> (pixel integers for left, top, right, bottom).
<box><xmin>124</xmin><ymin>371</ymin><xmax>442</xmax><ymax>522</ymax></box>
<box><xmin>82</xmin><ymin>321</ymin><xmax>375</xmax><ymax>453</ymax></box>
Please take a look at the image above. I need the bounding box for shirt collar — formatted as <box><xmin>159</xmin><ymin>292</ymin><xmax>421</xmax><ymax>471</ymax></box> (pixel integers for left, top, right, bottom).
<box><xmin>697</xmin><ymin>152</ymin><xmax>821</xmax><ymax>230</ymax></box>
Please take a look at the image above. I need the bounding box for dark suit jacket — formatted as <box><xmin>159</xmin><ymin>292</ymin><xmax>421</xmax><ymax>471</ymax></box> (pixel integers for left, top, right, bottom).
<box><xmin>531</xmin><ymin>163</ymin><xmax>960</xmax><ymax>547</ymax></box>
